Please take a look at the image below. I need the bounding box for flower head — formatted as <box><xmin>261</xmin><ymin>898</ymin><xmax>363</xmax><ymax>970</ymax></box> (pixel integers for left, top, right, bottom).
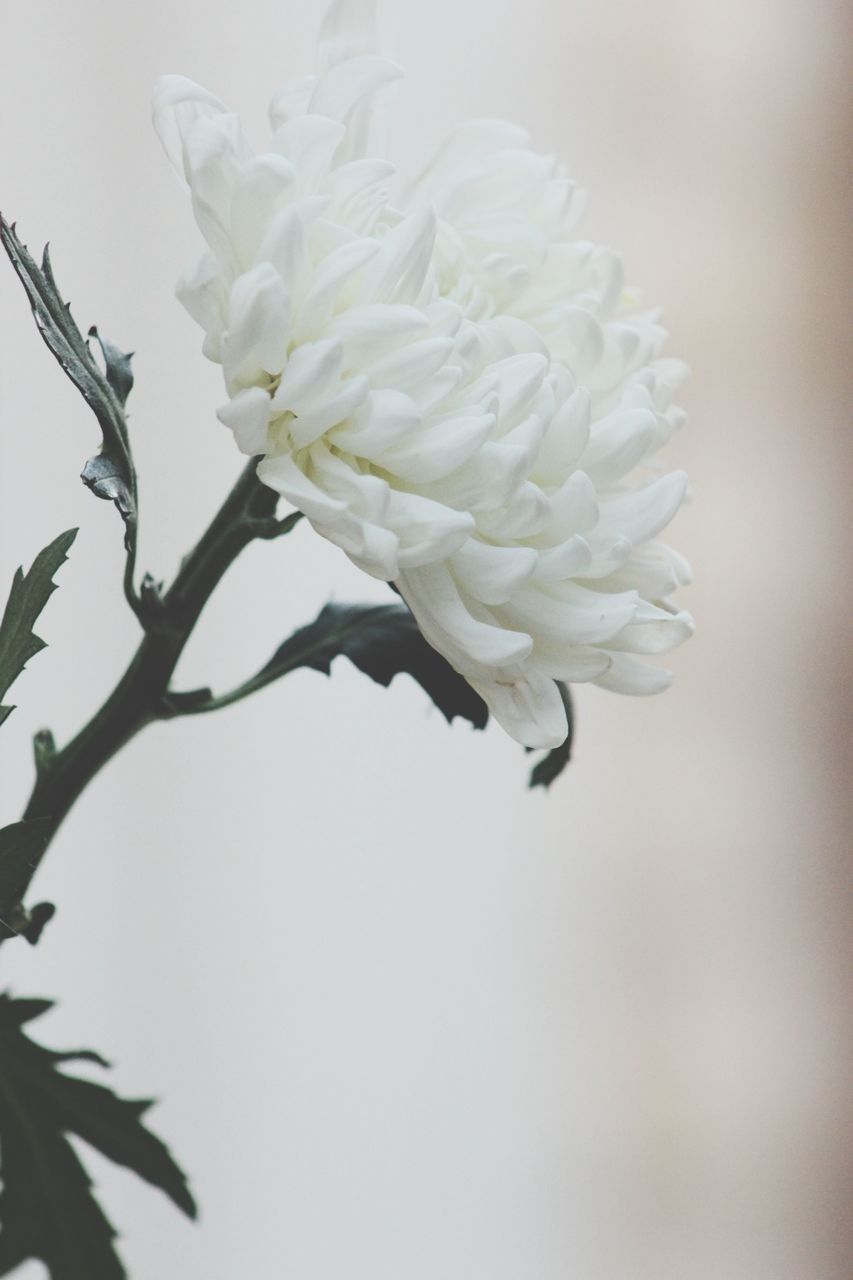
<box><xmin>153</xmin><ymin>0</ymin><xmax>692</xmax><ymax>749</ymax></box>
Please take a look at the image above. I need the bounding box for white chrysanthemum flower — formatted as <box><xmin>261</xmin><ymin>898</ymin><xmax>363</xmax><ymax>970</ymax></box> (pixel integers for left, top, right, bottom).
<box><xmin>153</xmin><ymin>0</ymin><xmax>693</xmax><ymax>749</ymax></box>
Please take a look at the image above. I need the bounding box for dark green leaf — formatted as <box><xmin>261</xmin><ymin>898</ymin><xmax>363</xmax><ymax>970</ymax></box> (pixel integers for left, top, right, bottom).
<box><xmin>166</xmin><ymin>599</ymin><xmax>575</xmax><ymax>782</ymax></box>
<box><xmin>0</xmin><ymin>528</ymin><xmax>77</xmax><ymax>728</ymax></box>
<box><xmin>0</xmin><ymin>993</ymin><xmax>196</xmax><ymax>1278</ymax></box>
<box><xmin>528</xmin><ymin>683</ymin><xmax>574</xmax><ymax>790</ymax></box>
<box><xmin>168</xmin><ymin>601</ymin><xmax>489</xmax><ymax>730</ymax></box>
<box><xmin>0</xmin><ymin>218</ymin><xmax>137</xmax><ymax>549</ymax></box>
<box><xmin>280</xmin><ymin>603</ymin><xmax>488</xmax><ymax>727</ymax></box>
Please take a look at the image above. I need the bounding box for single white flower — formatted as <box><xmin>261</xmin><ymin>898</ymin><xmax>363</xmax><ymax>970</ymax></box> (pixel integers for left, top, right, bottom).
<box><xmin>153</xmin><ymin>0</ymin><xmax>693</xmax><ymax>749</ymax></box>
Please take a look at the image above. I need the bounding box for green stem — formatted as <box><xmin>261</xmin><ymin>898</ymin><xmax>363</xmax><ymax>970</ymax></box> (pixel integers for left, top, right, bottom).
<box><xmin>19</xmin><ymin>460</ymin><xmax>278</xmax><ymax>887</ymax></box>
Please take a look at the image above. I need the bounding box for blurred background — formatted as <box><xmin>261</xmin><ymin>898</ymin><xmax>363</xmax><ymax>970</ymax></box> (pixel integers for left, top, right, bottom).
<box><xmin>1</xmin><ymin>1</ymin><xmax>851</xmax><ymax>1276</ymax></box>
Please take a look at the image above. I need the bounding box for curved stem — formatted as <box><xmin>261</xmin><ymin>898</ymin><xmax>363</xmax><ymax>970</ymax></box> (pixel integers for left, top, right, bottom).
<box><xmin>18</xmin><ymin>460</ymin><xmax>278</xmax><ymax>893</ymax></box>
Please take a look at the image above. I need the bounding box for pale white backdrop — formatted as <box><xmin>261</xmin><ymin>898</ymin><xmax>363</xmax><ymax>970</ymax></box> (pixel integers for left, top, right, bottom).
<box><xmin>1</xmin><ymin>1</ymin><xmax>850</xmax><ymax>1278</ymax></box>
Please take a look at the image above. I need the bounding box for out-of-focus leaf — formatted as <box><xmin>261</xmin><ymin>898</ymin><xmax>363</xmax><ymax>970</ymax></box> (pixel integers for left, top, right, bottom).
<box><xmin>0</xmin><ymin>528</ymin><xmax>77</xmax><ymax>728</ymax></box>
<box><xmin>0</xmin><ymin>993</ymin><xmax>196</xmax><ymax>1278</ymax></box>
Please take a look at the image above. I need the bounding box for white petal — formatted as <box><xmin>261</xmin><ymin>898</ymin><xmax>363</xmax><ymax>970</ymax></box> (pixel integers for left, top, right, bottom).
<box><xmin>268</xmin><ymin>76</ymin><xmax>316</xmax><ymax>129</ymax></box>
<box><xmin>580</xmin><ymin>408</ymin><xmax>658</xmax><ymax>487</ymax></box>
<box><xmin>390</xmin><ymin>492</ymin><xmax>475</xmax><ymax>568</ymax></box>
<box><xmin>603</xmin><ymin>542</ymin><xmax>694</xmax><ymax>598</ymax></box>
<box><xmin>217</xmin><ymin>387</ymin><xmax>272</xmax><ymax>455</ymax></box>
<box><xmin>230</xmin><ymin>155</ymin><xmax>296</xmax><ymax>267</ymax></box>
<box><xmin>476</xmin><ymin>482</ymin><xmax>551</xmax><ymax>539</ymax></box>
<box><xmin>527</xmin><ymin>643</ymin><xmax>612</xmax><ymax>683</ymax></box>
<box><xmin>152</xmin><ymin>75</ymin><xmax>231</xmax><ymax>177</ymax></box>
<box><xmin>271</xmin><ymin>115</ymin><xmax>346</xmax><ymax>188</ymax></box>
<box><xmin>346</xmin><ymin>522</ymin><xmax>401</xmax><ymax>579</ymax></box>
<box><xmin>257</xmin><ymin>451</ymin><xmax>347</xmax><ymax>524</ymax></box>
<box><xmin>288</xmin><ymin>376</ymin><xmax>369</xmax><ymax>448</ymax></box>
<box><xmin>272</xmin><ymin>338</ymin><xmax>344</xmax><ymax>414</ymax></box>
<box><xmin>398</xmin><ymin>563</ymin><xmax>533</xmax><ymax>675</ymax></box>
<box><xmin>359</xmin><ymin>208</ymin><xmax>437</xmax><ymax>304</ymax></box>
<box><xmin>254</xmin><ymin>203</ymin><xmax>312</xmax><ymax>296</ymax></box>
<box><xmin>308</xmin><ymin>55</ymin><xmax>403</xmax><ymax>122</ymax></box>
<box><xmin>222</xmin><ymin>264</ymin><xmax>291</xmax><ymax>388</ymax></box>
<box><xmin>469</xmin><ymin>669</ymin><xmax>568</xmax><ymax>749</ymax></box>
<box><xmin>501</xmin><ymin>581</ymin><xmax>638</xmax><ymax>647</ymax></box>
<box><xmin>382</xmin><ymin>411</ymin><xmax>495</xmax><ymax>483</ymax></box>
<box><xmin>365</xmin><ymin>336</ymin><xmax>455</xmax><ymax>393</ymax></box>
<box><xmin>176</xmin><ymin>251</ymin><xmax>227</xmax><ymax>352</ymax></box>
<box><xmin>331</xmin><ymin>388</ymin><xmax>420</xmax><ymax>458</ymax></box>
<box><xmin>533</xmin><ymin>386</ymin><xmax>590</xmax><ymax>482</ymax></box>
<box><xmin>594</xmin><ymin>653</ymin><xmax>674</xmax><ymax>695</ymax></box>
<box><xmin>318</xmin><ymin>0</ymin><xmax>381</xmax><ymax>71</ymax></box>
<box><xmin>602</xmin><ymin>606</ymin><xmax>695</xmax><ymax>655</ymax></box>
<box><xmin>577</xmin><ymin>537</ymin><xmax>632</xmax><ymax>579</ymax></box>
<box><xmin>326</xmin><ymin>303</ymin><xmax>430</xmax><ymax>364</ymax></box>
<box><xmin>181</xmin><ymin>113</ymin><xmax>252</xmax><ymax>266</ymax></box>
<box><xmin>409</xmin><ymin>119</ymin><xmax>531</xmax><ymax>210</ymax></box>
<box><xmin>532</xmin><ymin>535</ymin><xmax>593</xmax><ymax>582</ymax></box>
<box><xmin>595</xmin><ymin>471</ymin><xmax>688</xmax><ymax>547</ymax></box>
<box><xmin>310</xmin><ymin>445</ymin><xmax>391</xmax><ymax>517</ymax></box>
<box><xmin>258</xmin><ymin>452</ymin><xmax>398</xmax><ymax>578</ymax></box>
<box><xmin>540</xmin><ymin>471</ymin><xmax>599</xmax><ymax>543</ymax></box>
<box><xmin>465</xmin><ymin>352</ymin><xmax>547</xmax><ymax>429</ymax></box>
<box><xmin>296</xmin><ymin>238</ymin><xmax>380</xmax><ymax>338</ymax></box>
<box><xmin>451</xmin><ymin>540</ymin><xmax>538</xmax><ymax>605</ymax></box>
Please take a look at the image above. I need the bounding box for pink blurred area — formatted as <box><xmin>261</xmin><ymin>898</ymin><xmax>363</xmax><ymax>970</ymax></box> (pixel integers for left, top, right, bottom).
<box><xmin>0</xmin><ymin>1</ymin><xmax>850</xmax><ymax>1277</ymax></box>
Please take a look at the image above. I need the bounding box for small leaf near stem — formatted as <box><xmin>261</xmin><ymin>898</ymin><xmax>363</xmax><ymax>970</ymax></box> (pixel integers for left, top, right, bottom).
<box><xmin>249</xmin><ymin>509</ymin><xmax>304</xmax><ymax>541</ymax></box>
<box><xmin>0</xmin><ymin>992</ymin><xmax>196</xmax><ymax>1278</ymax></box>
<box><xmin>0</xmin><ymin>217</ymin><xmax>140</xmax><ymax>612</ymax></box>
<box><xmin>0</xmin><ymin>820</ymin><xmax>52</xmax><ymax>942</ymax></box>
<box><xmin>0</xmin><ymin>529</ymin><xmax>77</xmax><ymax>729</ymax></box>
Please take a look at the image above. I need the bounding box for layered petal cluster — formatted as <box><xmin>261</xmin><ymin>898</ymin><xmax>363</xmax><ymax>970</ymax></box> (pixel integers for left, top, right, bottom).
<box><xmin>153</xmin><ymin>0</ymin><xmax>693</xmax><ymax>748</ymax></box>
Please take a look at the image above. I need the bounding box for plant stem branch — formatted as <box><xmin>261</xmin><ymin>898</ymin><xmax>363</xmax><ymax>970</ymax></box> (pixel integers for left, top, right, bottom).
<box><xmin>16</xmin><ymin>460</ymin><xmax>280</xmax><ymax>906</ymax></box>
